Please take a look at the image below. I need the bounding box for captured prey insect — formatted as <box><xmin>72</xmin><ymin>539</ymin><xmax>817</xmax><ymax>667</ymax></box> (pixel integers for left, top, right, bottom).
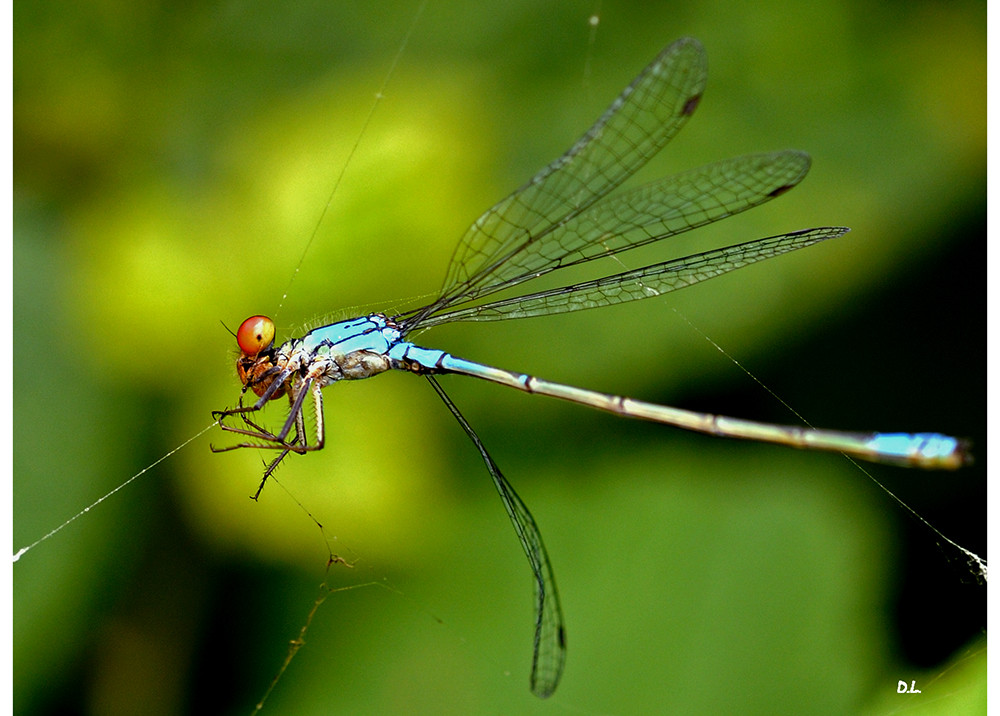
<box><xmin>212</xmin><ymin>38</ymin><xmax>969</xmax><ymax>698</ymax></box>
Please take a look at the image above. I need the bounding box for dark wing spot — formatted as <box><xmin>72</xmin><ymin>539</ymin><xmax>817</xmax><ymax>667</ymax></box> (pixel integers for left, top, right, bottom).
<box><xmin>768</xmin><ymin>183</ymin><xmax>795</xmax><ymax>198</ymax></box>
<box><xmin>681</xmin><ymin>93</ymin><xmax>702</xmax><ymax>117</ymax></box>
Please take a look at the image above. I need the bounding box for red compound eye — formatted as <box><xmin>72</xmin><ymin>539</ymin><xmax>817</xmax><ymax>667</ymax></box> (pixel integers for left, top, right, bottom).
<box><xmin>236</xmin><ymin>315</ymin><xmax>275</xmax><ymax>355</ymax></box>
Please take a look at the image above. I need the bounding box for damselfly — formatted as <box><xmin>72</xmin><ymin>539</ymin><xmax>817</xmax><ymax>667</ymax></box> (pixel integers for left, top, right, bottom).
<box><xmin>212</xmin><ymin>38</ymin><xmax>969</xmax><ymax>698</ymax></box>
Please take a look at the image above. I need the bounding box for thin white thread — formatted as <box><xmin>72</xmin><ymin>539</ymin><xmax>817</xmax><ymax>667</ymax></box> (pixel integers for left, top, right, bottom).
<box><xmin>274</xmin><ymin>0</ymin><xmax>428</xmax><ymax>319</ymax></box>
<box><xmin>13</xmin><ymin>422</ymin><xmax>218</xmax><ymax>562</ymax></box>
<box><xmin>671</xmin><ymin>305</ymin><xmax>986</xmax><ymax>582</ymax></box>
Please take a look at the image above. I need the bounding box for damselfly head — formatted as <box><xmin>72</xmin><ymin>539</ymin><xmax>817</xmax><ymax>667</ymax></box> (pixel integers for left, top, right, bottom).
<box><xmin>234</xmin><ymin>315</ymin><xmax>285</xmax><ymax>399</ymax></box>
<box><xmin>236</xmin><ymin>315</ymin><xmax>275</xmax><ymax>356</ymax></box>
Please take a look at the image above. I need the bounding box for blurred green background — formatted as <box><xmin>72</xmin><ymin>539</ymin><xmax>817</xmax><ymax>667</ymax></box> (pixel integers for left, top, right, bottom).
<box><xmin>14</xmin><ymin>1</ymin><xmax>985</xmax><ymax>714</ymax></box>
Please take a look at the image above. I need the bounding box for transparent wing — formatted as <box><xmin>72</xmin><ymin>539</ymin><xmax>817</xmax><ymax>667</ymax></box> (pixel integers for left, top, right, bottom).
<box><xmin>434</xmin><ymin>37</ymin><xmax>708</xmax><ymax>309</ymax></box>
<box><xmin>426</xmin><ymin>376</ymin><xmax>566</xmax><ymax>698</ymax></box>
<box><xmin>419</xmin><ymin>228</ymin><xmax>847</xmax><ymax>326</ymax></box>
<box><xmin>439</xmin><ymin>150</ymin><xmax>811</xmax><ymax>308</ymax></box>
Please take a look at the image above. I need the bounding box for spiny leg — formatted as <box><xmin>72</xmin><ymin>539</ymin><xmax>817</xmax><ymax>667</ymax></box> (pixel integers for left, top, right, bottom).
<box><xmin>251</xmin><ymin>378</ymin><xmax>327</xmax><ymax>498</ymax></box>
<box><xmin>215</xmin><ymin>376</ymin><xmax>328</xmax><ymax>498</ymax></box>
<box><xmin>253</xmin><ymin>448</ymin><xmax>293</xmax><ymax>500</ymax></box>
<box><xmin>213</xmin><ymin>377</ymin><xmax>320</xmax><ymax>454</ymax></box>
